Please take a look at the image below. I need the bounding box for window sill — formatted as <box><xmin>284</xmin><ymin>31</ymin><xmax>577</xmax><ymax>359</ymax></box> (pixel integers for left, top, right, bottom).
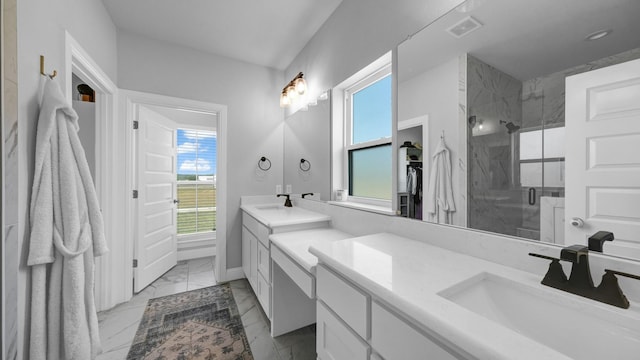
<box><xmin>177</xmin><ymin>231</ymin><xmax>216</xmax><ymax>243</ymax></box>
<box><xmin>327</xmin><ymin>201</ymin><xmax>396</xmax><ymax>216</ymax></box>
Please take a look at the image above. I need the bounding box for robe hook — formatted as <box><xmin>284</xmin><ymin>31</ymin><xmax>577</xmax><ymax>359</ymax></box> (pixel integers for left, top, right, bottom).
<box><xmin>40</xmin><ymin>55</ymin><xmax>57</xmax><ymax>79</ymax></box>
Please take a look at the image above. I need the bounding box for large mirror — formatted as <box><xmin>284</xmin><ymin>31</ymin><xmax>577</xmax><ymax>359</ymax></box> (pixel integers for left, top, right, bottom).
<box><xmin>397</xmin><ymin>0</ymin><xmax>640</xmax><ymax>260</ymax></box>
<box><xmin>283</xmin><ymin>92</ymin><xmax>332</xmax><ymax>200</ymax></box>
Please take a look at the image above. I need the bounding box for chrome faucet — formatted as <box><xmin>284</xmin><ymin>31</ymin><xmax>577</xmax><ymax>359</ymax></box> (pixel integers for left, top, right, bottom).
<box><xmin>530</xmin><ymin>232</ymin><xmax>640</xmax><ymax>309</ymax></box>
<box><xmin>277</xmin><ymin>194</ymin><xmax>292</xmax><ymax>207</ymax></box>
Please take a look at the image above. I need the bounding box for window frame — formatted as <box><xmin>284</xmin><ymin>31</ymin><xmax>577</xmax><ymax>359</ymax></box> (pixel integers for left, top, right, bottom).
<box><xmin>343</xmin><ymin>64</ymin><xmax>392</xmax><ymax>204</ymax></box>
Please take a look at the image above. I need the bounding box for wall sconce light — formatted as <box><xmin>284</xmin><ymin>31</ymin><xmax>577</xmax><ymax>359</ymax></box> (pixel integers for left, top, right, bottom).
<box><xmin>280</xmin><ymin>72</ymin><xmax>307</xmax><ymax>108</ymax></box>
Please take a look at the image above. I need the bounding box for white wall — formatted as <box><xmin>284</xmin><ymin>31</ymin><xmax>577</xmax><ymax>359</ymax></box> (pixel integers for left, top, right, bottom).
<box><xmin>283</xmin><ymin>0</ymin><xmax>466</xmax><ymax>107</ymax></box>
<box><xmin>117</xmin><ymin>31</ymin><xmax>284</xmax><ymax>270</ymax></box>
<box><xmin>17</xmin><ymin>0</ymin><xmax>117</xmax><ymax>357</ymax></box>
<box><xmin>399</xmin><ymin>57</ymin><xmax>463</xmax><ymax>225</ymax></box>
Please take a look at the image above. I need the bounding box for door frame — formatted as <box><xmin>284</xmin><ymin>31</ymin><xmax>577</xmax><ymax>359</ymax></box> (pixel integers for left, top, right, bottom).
<box><xmin>65</xmin><ymin>31</ymin><xmax>119</xmax><ymax>311</ymax></box>
<box><xmin>122</xmin><ymin>90</ymin><xmax>228</xmax><ymax>301</ymax></box>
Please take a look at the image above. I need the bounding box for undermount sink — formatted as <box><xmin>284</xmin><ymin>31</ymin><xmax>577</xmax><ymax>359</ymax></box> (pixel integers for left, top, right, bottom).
<box><xmin>254</xmin><ymin>204</ymin><xmax>288</xmax><ymax>211</ymax></box>
<box><xmin>439</xmin><ymin>272</ymin><xmax>640</xmax><ymax>359</ymax></box>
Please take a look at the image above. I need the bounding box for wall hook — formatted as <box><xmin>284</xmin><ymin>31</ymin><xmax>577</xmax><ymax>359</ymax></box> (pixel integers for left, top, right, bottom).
<box><xmin>40</xmin><ymin>55</ymin><xmax>57</xmax><ymax>79</ymax></box>
<box><xmin>258</xmin><ymin>156</ymin><xmax>271</xmax><ymax>171</ymax></box>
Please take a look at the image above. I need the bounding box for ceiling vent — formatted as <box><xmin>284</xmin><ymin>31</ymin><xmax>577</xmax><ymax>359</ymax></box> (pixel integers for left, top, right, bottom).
<box><xmin>447</xmin><ymin>16</ymin><xmax>483</xmax><ymax>38</ymax></box>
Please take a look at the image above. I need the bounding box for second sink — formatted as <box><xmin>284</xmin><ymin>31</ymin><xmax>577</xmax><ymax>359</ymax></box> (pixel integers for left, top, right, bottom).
<box><xmin>438</xmin><ymin>272</ymin><xmax>640</xmax><ymax>359</ymax></box>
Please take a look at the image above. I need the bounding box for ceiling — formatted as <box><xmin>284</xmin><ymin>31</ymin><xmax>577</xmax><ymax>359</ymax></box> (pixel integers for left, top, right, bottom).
<box><xmin>399</xmin><ymin>0</ymin><xmax>640</xmax><ymax>81</ymax></box>
<box><xmin>101</xmin><ymin>0</ymin><xmax>343</xmax><ymax>70</ymax></box>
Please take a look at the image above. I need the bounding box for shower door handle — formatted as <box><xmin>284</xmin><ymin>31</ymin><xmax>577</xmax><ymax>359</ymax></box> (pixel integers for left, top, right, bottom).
<box><xmin>528</xmin><ymin>187</ymin><xmax>536</xmax><ymax>206</ymax></box>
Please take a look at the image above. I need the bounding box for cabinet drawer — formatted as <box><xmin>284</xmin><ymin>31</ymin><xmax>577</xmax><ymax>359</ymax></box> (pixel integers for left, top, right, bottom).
<box><xmin>242</xmin><ymin>212</ymin><xmax>270</xmax><ymax>247</ymax></box>
<box><xmin>257</xmin><ymin>241</ymin><xmax>270</xmax><ymax>279</ymax></box>
<box><xmin>371</xmin><ymin>301</ymin><xmax>458</xmax><ymax>360</ymax></box>
<box><xmin>256</xmin><ymin>272</ymin><xmax>271</xmax><ymax>319</ymax></box>
<box><xmin>317</xmin><ymin>265</ymin><xmax>369</xmax><ymax>339</ymax></box>
<box><xmin>271</xmin><ymin>245</ymin><xmax>315</xmax><ymax>298</ymax></box>
<box><xmin>317</xmin><ymin>301</ymin><xmax>369</xmax><ymax>360</ymax></box>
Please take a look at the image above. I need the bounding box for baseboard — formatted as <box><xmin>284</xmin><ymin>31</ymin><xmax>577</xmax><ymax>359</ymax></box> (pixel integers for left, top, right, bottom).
<box><xmin>224</xmin><ymin>267</ymin><xmax>245</xmax><ymax>282</ymax></box>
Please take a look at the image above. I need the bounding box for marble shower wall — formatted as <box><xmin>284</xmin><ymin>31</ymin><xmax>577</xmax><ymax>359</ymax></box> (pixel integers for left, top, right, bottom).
<box><xmin>3</xmin><ymin>0</ymin><xmax>19</xmax><ymax>358</ymax></box>
<box><xmin>519</xmin><ymin>47</ymin><xmax>640</xmax><ymax>234</ymax></box>
<box><xmin>522</xmin><ymin>47</ymin><xmax>640</xmax><ymax>129</ymax></box>
<box><xmin>466</xmin><ymin>55</ymin><xmax>523</xmax><ymax>237</ymax></box>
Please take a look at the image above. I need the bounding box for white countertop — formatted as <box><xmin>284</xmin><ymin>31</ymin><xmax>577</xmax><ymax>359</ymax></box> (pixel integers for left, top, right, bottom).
<box><xmin>309</xmin><ymin>233</ymin><xmax>580</xmax><ymax>360</ymax></box>
<box><xmin>241</xmin><ymin>203</ymin><xmax>331</xmax><ymax>228</ymax></box>
<box><xmin>269</xmin><ymin>228</ymin><xmax>353</xmax><ymax>274</ymax></box>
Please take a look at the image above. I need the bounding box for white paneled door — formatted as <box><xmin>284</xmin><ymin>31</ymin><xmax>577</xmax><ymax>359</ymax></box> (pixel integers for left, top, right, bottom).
<box><xmin>565</xmin><ymin>58</ymin><xmax>640</xmax><ymax>258</ymax></box>
<box><xmin>134</xmin><ymin>106</ymin><xmax>178</xmax><ymax>292</ymax></box>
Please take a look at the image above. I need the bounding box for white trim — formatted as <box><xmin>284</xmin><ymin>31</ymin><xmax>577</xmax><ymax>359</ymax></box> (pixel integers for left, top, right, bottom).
<box><xmin>121</xmin><ymin>90</ymin><xmax>229</xmax><ymax>297</ymax></box>
<box><xmin>327</xmin><ymin>201</ymin><xmax>396</xmax><ymax>216</ymax></box>
<box><xmin>177</xmin><ymin>246</ymin><xmax>216</xmax><ymax>261</ymax></box>
<box><xmin>177</xmin><ymin>231</ymin><xmax>216</xmax><ymax>243</ymax></box>
<box><xmin>333</xmin><ymin>52</ymin><xmax>393</xmax><ymax>204</ymax></box>
<box><xmin>225</xmin><ymin>267</ymin><xmax>246</xmax><ymax>282</ymax></box>
<box><xmin>1</xmin><ymin>0</ymin><xmax>7</xmax><ymax>352</ymax></box>
<box><xmin>398</xmin><ymin>115</ymin><xmax>428</xmax><ymax>130</ymax></box>
<box><xmin>65</xmin><ymin>31</ymin><xmax>120</xmax><ymax>311</ymax></box>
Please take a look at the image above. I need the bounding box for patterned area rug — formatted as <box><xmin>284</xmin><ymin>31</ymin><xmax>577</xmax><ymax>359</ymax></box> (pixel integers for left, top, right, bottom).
<box><xmin>127</xmin><ymin>284</ymin><xmax>253</xmax><ymax>360</ymax></box>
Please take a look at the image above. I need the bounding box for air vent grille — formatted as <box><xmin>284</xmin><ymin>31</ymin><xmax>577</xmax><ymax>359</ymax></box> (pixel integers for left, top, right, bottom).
<box><xmin>447</xmin><ymin>16</ymin><xmax>483</xmax><ymax>38</ymax></box>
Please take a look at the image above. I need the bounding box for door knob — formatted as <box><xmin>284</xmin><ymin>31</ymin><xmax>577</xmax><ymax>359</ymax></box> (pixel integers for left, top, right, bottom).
<box><xmin>570</xmin><ymin>217</ymin><xmax>584</xmax><ymax>227</ymax></box>
<box><xmin>173</xmin><ymin>199</ymin><xmax>180</xmax><ymax>204</ymax></box>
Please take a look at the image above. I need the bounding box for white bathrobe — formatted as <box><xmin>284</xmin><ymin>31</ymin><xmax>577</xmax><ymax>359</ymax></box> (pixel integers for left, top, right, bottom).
<box><xmin>426</xmin><ymin>138</ymin><xmax>456</xmax><ymax>224</ymax></box>
<box><xmin>28</xmin><ymin>78</ymin><xmax>108</xmax><ymax>360</ymax></box>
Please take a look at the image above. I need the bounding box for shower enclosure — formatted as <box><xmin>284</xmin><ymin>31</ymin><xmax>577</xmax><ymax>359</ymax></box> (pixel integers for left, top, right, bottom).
<box><xmin>466</xmin><ymin>55</ymin><xmax>565</xmax><ymax>241</ymax></box>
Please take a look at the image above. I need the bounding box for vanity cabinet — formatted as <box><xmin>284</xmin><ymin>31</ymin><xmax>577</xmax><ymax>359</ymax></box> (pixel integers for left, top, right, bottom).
<box><xmin>242</xmin><ymin>212</ymin><xmax>272</xmax><ymax>317</ymax></box>
<box><xmin>316</xmin><ymin>264</ymin><xmax>460</xmax><ymax>360</ymax></box>
<box><xmin>241</xmin><ymin>207</ymin><xmax>330</xmax><ymax>321</ymax></box>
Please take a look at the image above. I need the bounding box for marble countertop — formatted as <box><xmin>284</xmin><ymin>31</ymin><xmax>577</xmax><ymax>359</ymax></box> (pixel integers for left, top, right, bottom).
<box><xmin>309</xmin><ymin>233</ymin><xmax>587</xmax><ymax>360</ymax></box>
<box><xmin>241</xmin><ymin>203</ymin><xmax>331</xmax><ymax>228</ymax></box>
<box><xmin>269</xmin><ymin>228</ymin><xmax>353</xmax><ymax>274</ymax></box>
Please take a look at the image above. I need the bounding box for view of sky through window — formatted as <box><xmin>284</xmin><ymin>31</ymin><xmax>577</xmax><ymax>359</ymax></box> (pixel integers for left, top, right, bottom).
<box><xmin>352</xmin><ymin>75</ymin><xmax>392</xmax><ymax>144</ymax></box>
<box><xmin>177</xmin><ymin>129</ymin><xmax>217</xmax><ymax>179</ymax></box>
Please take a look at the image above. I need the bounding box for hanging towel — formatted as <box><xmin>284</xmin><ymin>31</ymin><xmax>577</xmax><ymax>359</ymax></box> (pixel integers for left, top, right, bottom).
<box><xmin>407</xmin><ymin>167</ymin><xmax>417</xmax><ymax>195</ymax></box>
<box><xmin>28</xmin><ymin>78</ymin><xmax>108</xmax><ymax>360</ymax></box>
<box><xmin>426</xmin><ymin>138</ymin><xmax>456</xmax><ymax>224</ymax></box>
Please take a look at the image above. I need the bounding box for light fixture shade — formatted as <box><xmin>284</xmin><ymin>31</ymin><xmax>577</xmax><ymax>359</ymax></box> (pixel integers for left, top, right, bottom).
<box><xmin>295</xmin><ymin>77</ymin><xmax>307</xmax><ymax>95</ymax></box>
<box><xmin>287</xmin><ymin>85</ymin><xmax>297</xmax><ymax>101</ymax></box>
<box><xmin>280</xmin><ymin>92</ymin><xmax>290</xmax><ymax>107</ymax></box>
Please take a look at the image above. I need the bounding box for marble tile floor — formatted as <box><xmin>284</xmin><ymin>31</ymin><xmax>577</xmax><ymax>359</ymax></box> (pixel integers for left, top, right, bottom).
<box><xmin>96</xmin><ymin>257</ymin><xmax>316</xmax><ymax>360</ymax></box>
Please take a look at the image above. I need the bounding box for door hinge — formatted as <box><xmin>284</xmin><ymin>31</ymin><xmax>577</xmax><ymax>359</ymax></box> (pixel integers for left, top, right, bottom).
<box><xmin>133</xmin><ymin>259</ymin><xmax>138</xmax><ymax>268</ymax></box>
<box><xmin>133</xmin><ymin>121</ymin><xmax>139</xmax><ymax>130</ymax></box>
<box><xmin>132</xmin><ymin>190</ymin><xmax>138</xmax><ymax>199</ymax></box>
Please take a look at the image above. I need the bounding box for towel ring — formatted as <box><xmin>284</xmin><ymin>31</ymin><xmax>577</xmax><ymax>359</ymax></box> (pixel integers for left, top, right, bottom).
<box><xmin>300</xmin><ymin>158</ymin><xmax>311</xmax><ymax>172</ymax></box>
<box><xmin>258</xmin><ymin>156</ymin><xmax>271</xmax><ymax>171</ymax></box>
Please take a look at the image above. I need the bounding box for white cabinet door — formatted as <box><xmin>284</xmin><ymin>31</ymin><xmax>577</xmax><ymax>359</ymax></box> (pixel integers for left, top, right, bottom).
<box><xmin>371</xmin><ymin>302</ymin><xmax>458</xmax><ymax>360</ymax></box>
<box><xmin>242</xmin><ymin>226</ymin><xmax>252</xmax><ymax>284</ymax></box>
<box><xmin>134</xmin><ymin>106</ymin><xmax>178</xmax><ymax>292</ymax></box>
<box><xmin>317</xmin><ymin>302</ymin><xmax>369</xmax><ymax>360</ymax></box>
<box><xmin>565</xmin><ymin>58</ymin><xmax>640</xmax><ymax>256</ymax></box>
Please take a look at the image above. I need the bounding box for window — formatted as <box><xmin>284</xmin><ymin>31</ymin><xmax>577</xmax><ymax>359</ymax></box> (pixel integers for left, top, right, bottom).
<box><xmin>176</xmin><ymin>129</ymin><xmax>216</xmax><ymax>234</ymax></box>
<box><xmin>519</xmin><ymin>126</ymin><xmax>565</xmax><ymax>187</ymax></box>
<box><xmin>345</xmin><ymin>68</ymin><xmax>392</xmax><ymax>200</ymax></box>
